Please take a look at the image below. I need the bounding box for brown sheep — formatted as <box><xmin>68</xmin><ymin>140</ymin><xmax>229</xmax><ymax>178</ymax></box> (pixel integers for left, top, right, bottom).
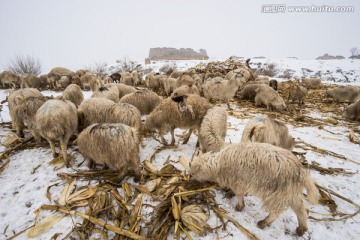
<box><xmin>0</xmin><ymin>71</ymin><xmax>20</xmax><ymax>89</ymax></box>
<box><xmin>325</xmin><ymin>86</ymin><xmax>360</xmax><ymax>103</ymax></box>
<box><xmin>288</xmin><ymin>83</ymin><xmax>308</xmax><ymax>105</ymax></box>
<box><xmin>255</xmin><ymin>85</ymin><xmax>286</xmax><ymax>111</ymax></box>
<box><xmin>119</xmin><ymin>89</ymin><xmax>162</xmax><ymax>115</ymax></box>
<box><xmin>343</xmin><ymin>100</ymin><xmax>360</xmax><ymax>121</ymax></box>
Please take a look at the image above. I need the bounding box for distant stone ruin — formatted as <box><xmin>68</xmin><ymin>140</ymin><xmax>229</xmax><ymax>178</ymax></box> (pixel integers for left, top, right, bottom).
<box><xmin>316</xmin><ymin>54</ymin><xmax>345</xmax><ymax>60</ymax></box>
<box><xmin>145</xmin><ymin>47</ymin><xmax>209</xmax><ymax>63</ymax></box>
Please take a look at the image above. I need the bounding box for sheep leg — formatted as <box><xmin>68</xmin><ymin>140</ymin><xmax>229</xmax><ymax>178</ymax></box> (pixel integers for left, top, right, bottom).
<box><xmin>226</xmin><ymin>100</ymin><xmax>232</xmax><ymax>110</ymax></box>
<box><xmin>182</xmin><ymin>129</ymin><xmax>193</xmax><ymax>144</ymax></box>
<box><xmin>88</xmin><ymin>159</ymin><xmax>95</xmax><ymax>169</ymax></box>
<box><xmin>32</xmin><ymin>130</ymin><xmax>41</xmax><ymax>143</ymax></box>
<box><xmin>235</xmin><ymin>190</ymin><xmax>246</xmax><ymax>211</ymax></box>
<box><xmin>291</xmin><ymin>199</ymin><xmax>308</xmax><ymax>236</ymax></box>
<box><xmin>48</xmin><ymin>140</ymin><xmax>58</xmax><ymax>158</ymax></box>
<box><xmin>60</xmin><ymin>138</ymin><xmax>70</xmax><ymax>168</ymax></box>
<box><xmin>257</xmin><ymin>209</ymin><xmax>284</xmax><ymax>229</ymax></box>
<box><xmin>132</xmin><ymin>152</ymin><xmax>141</xmax><ymax>182</ymax></box>
<box><xmin>159</xmin><ymin>129</ymin><xmax>168</xmax><ymax>145</ymax></box>
<box><xmin>170</xmin><ymin>126</ymin><xmax>176</xmax><ymax>146</ymax></box>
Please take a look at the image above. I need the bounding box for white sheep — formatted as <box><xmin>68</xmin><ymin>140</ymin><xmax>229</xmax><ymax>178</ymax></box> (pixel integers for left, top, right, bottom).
<box><xmin>119</xmin><ymin>89</ymin><xmax>162</xmax><ymax>115</ymax></box>
<box><xmin>59</xmin><ymin>84</ymin><xmax>84</xmax><ymax>108</ymax></box>
<box><xmin>199</xmin><ymin>107</ymin><xmax>227</xmax><ymax>152</ymax></box>
<box><xmin>77</xmin><ymin>123</ymin><xmax>141</xmax><ymax>180</ymax></box>
<box><xmin>171</xmin><ymin>84</ymin><xmax>200</xmax><ymax>97</ymax></box>
<box><xmin>255</xmin><ymin>85</ymin><xmax>286</xmax><ymax>111</ymax></box>
<box><xmin>91</xmin><ymin>84</ymin><xmax>120</xmax><ymax>102</ymax></box>
<box><xmin>35</xmin><ymin>99</ymin><xmax>78</xmax><ymax>167</ymax></box>
<box><xmin>189</xmin><ymin>142</ymin><xmax>319</xmax><ymax>236</ymax></box>
<box><xmin>241</xmin><ymin>115</ymin><xmax>294</xmax><ymax>150</ymax></box>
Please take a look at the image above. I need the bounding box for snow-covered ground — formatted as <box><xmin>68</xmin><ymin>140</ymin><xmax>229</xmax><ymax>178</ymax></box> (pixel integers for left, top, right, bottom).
<box><xmin>1</xmin><ymin>58</ymin><xmax>360</xmax><ymax>240</ymax></box>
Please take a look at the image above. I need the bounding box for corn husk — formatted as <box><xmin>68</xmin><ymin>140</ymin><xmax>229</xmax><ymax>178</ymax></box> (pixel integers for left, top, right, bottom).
<box><xmin>27</xmin><ymin>214</ymin><xmax>64</xmax><ymax>238</ymax></box>
<box><xmin>180</xmin><ymin>205</ymin><xmax>209</xmax><ymax>236</ymax></box>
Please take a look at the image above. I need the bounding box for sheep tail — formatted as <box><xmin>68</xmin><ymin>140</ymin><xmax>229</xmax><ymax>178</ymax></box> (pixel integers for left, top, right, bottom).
<box><xmin>241</xmin><ymin>116</ymin><xmax>266</xmax><ymax>142</ymax></box>
<box><xmin>304</xmin><ymin>173</ymin><xmax>319</xmax><ymax>205</ymax></box>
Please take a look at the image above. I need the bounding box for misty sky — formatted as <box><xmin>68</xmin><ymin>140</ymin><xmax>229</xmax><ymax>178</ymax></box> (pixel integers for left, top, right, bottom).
<box><xmin>0</xmin><ymin>0</ymin><xmax>359</xmax><ymax>73</ymax></box>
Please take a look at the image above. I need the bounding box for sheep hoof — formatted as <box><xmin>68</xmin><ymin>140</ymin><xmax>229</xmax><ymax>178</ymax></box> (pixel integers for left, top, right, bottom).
<box><xmin>235</xmin><ymin>204</ymin><xmax>244</xmax><ymax>212</ymax></box>
<box><xmin>296</xmin><ymin>226</ymin><xmax>307</xmax><ymax>236</ymax></box>
<box><xmin>225</xmin><ymin>190</ymin><xmax>235</xmax><ymax>199</ymax></box>
<box><xmin>257</xmin><ymin>220</ymin><xmax>268</xmax><ymax>229</ymax></box>
<box><xmin>53</xmin><ymin>153</ymin><xmax>59</xmax><ymax>158</ymax></box>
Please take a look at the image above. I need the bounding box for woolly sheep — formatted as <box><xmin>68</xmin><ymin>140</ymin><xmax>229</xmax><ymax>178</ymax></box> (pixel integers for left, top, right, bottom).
<box><xmin>176</xmin><ymin>74</ymin><xmax>195</xmax><ymax>88</ymax></box>
<box><xmin>121</xmin><ymin>75</ymin><xmax>135</xmax><ymax>87</ymax></box>
<box><xmin>326</xmin><ymin>86</ymin><xmax>360</xmax><ymax>103</ymax></box>
<box><xmin>145</xmin><ymin>73</ymin><xmax>163</xmax><ymax>91</ymax></box>
<box><xmin>162</xmin><ymin>77</ymin><xmax>178</xmax><ymax>96</ymax></box>
<box><xmin>343</xmin><ymin>100</ymin><xmax>360</xmax><ymax>121</ymax></box>
<box><xmin>36</xmin><ymin>99</ymin><xmax>78</xmax><ymax>167</ymax></box>
<box><xmin>89</xmin><ymin>75</ymin><xmax>102</xmax><ymax>92</ymax></box>
<box><xmin>91</xmin><ymin>84</ymin><xmax>120</xmax><ymax>102</ymax></box>
<box><xmin>78</xmin><ymin>98</ymin><xmax>114</xmax><ymax>129</ymax></box>
<box><xmin>145</xmin><ymin>94</ymin><xmax>213</xmax><ymax>145</ymax></box>
<box><xmin>49</xmin><ymin>67</ymin><xmax>73</xmax><ymax>75</ymax></box>
<box><xmin>288</xmin><ymin>83</ymin><xmax>308</xmax><ymax>104</ymax></box>
<box><xmin>204</xmin><ymin>72</ymin><xmax>224</xmax><ymax>80</ymax></box>
<box><xmin>56</xmin><ymin>75</ymin><xmax>72</xmax><ymax>89</ymax></box>
<box><xmin>59</xmin><ymin>84</ymin><xmax>84</xmax><ymax>107</ymax></box>
<box><xmin>171</xmin><ymin>84</ymin><xmax>200</xmax><ymax>97</ymax></box>
<box><xmin>199</xmin><ymin>107</ymin><xmax>227</xmax><ymax>152</ymax></box>
<box><xmin>241</xmin><ymin>115</ymin><xmax>294</xmax><ymax>150</ymax></box>
<box><xmin>202</xmin><ymin>76</ymin><xmax>245</xmax><ymax>107</ymax></box>
<box><xmin>103</xmin><ymin>76</ymin><xmax>114</xmax><ymax>84</ymax></box>
<box><xmin>0</xmin><ymin>71</ymin><xmax>20</xmax><ymax>89</ymax></box>
<box><xmin>77</xmin><ymin>123</ymin><xmax>141</xmax><ymax>179</ymax></box>
<box><xmin>254</xmin><ymin>76</ymin><xmax>270</xmax><ymax>85</ymax></box>
<box><xmin>237</xmin><ymin>84</ymin><xmax>266</xmax><ymax>100</ymax></box>
<box><xmin>170</xmin><ymin>70</ymin><xmax>184</xmax><ymax>79</ymax></box>
<box><xmin>47</xmin><ymin>72</ymin><xmax>62</xmax><ymax>90</ymax></box>
<box><xmin>80</xmin><ymin>72</ymin><xmax>96</xmax><ymax>90</ymax></box>
<box><xmin>119</xmin><ymin>89</ymin><xmax>162</xmax><ymax>115</ymax></box>
<box><xmin>110</xmin><ymin>72</ymin><xmax>121</xmax><ymax>83</ymax></box>
<box><xmin>8</xmin><ymin>88</ymin><xmax>44</xmax><ymax>137</ymax></box>
<box><xmin>269</xmin><ymin>79</ymin><xmax>278</xmax><ymax>91</ymax></box>
<box><xmin>131</xmin><ymin>71</ymin><xmax>141</xmax><ymax>85</ymax></box>
<box><xmin>189</xmin><ymin>142</ymin><xmax>319</xmax><ymax>236</ymax></box>
<box><xmin>301</xmin><ymin>78</ymin><xmax>321</xmax><ymax>89</ymax></box>
<box><xmin>255</xmin><ymin>85</ymin><xmax>286</xmax><ymax>111</ymax></box>
<box><xmin>20</xmin><ymin>73</ymin><xmax>47</xmax><ymax>89</ymax></box>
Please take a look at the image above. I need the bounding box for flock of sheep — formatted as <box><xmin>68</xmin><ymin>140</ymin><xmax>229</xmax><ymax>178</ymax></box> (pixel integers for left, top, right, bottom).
<box><xmin>1</xmin><ymin>59</ymin><xmax>360</xmax><ymax>237</ymax></box>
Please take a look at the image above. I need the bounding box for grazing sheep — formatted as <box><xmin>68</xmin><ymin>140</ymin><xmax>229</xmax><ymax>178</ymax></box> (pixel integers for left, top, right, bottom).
<box><xmin>20</xmin><ymin>73</ymin><xmax>47</xmax><ymax>90</ymax></box>
<box><xmin>91</xmin><ymin>84</ymin><xmax>120</xmax><ymax>102</ymax></box>
<box><xmin>112</xmin><ymin>83</ymin><xmax>136</xmax><ymax>99</ymax></box>
<box><xmin>75</xmin><ymin>69</ymin><xmax>91</xmax><ymax>78</ymax></box>
<box><xmin>170</xmin><ymin>70</ymin><xmax>184</xmax><ymax>79</ymax></box>
<box><xmin>77</xmin><ymin>123</ymin><xmax>141</xmax><ymax>179</ymax></box>
<box><xmin>78</xmin><ymin>98</ymin><xmax>115</xmax><ymax>129</ymax></box>
<box><xmin>237</xmin><ymin>84</ymin><xmax>266</xmax><ymax>100</ymax></box>
<box><xmin>255</xmin><ymin>85</ymin><xmax>286</xmax><ymax>111</ymax></box>
<box><xmin>288</xmin><ymin>83</ymin><xmax>308</xmax><ymax>104</ymax></box>
<box><xmin>145</xmin><ymin>73</ymin><xmax>164</xmax><ymax>91</ymax></box>
<box><xmin>109</xmin><ymin>72</ymin><xmax>121</xmax><ymax>83</ymax></box>
<box><xmin>199</xmin><ymin>107</ymin><xmax>227</xmax><ymax>152</ymax></box>
<box><xmin>89</xmin><ymin>75</ymin><xmax>102</xmax><ymax>92</ymax></box>
<box><xmin>103</xmin><ymin>76</ymin><xmax>114</xmax><ymax>84</ymax></box>
<box><xmin>241</xmin><ymin>115</ymin><xmax>294</xmax><ymax>150</ymax></box>
<box><xmin>0</xmin><ymin>71</ymin><xmax>20</xmax><ymax>89</ymax></box>
<box><xmin>189</xmin><ymin>142</ymin><xmax>319</xmax><ymax>236</ymax></box>
<box><xmin>132</xmin><ymin>71</ymin><xmax>141</xmax><ymax>85</ymax></box>
<box><xmin>35</xmin><ymin>99</ymin><xmax>78</xmax><ymax>167</ymax></box>
<box><xmin>162</xmin><ymin>77</ymin><xmax>178</xmax><ymax>96</ymax></box>
<box><xmin>343</xmin><ymin>100</ymin><xmax>360</xmax><ymax>121</ymax></box>
<box><xmin>47</xmin><ymin>72</ymin><xmax>62</xmax><ymax>89</ymax></box>
<box><xmin>204</xmin><ymin>72</ymin><xmax>225</xmax><ymax>80</ymax></box>
<box><xmin>8</xmin><ymin>88</ymin><xmax>44</xmax><ymax>137</ymax></box>
<box><xmin>106</xmin><ymin>103</ymin><xmax>142</xmax><ymax>131</ymax></box>
<box><xmin>325</xmin><ymin>86</ymin><xmax>360</xmax><ymax>103</ymax></box>
<box><xmin>269</xmin><ymin>79</ymin><xmax>278</xmax><ymax>91</ymax></box>
<box><xmin>121</xmin><ymin>75</ymin><xmax>135</xmax><ymax>86</ymax></box>
<box><xmin>119</xmin><ymin>89</ymin><xmax>162</xmax><ymax>115</ymax></box>
<box><xmin>49</xmin><ymin>67</ymin><xmax>73</xmax><ymax>76</ymax></box>
<box><xmin>301</xmin><ymin>78</ymin><xmax>321</xmax><ymax>89</ymax></box>
<box><xmin>254</xmin><ymin>76</ymin><xmax>270</xmax><ymax>85</ymax></box>
<box><xmin>56</xmin><ymin>75</ymin><xmax>72</xmax><ymax>89</ymax></box>
<box><xmin>202</xmin><ymin>76</ymin><xmax>245</xmax><ymax>108</ymax></box>
<box><xmin>176</xmin><ymin>74</ymin><xmax>195</xmax><ymax>88</ymax></box>
<box><xmin>60</xmin><ymin>84</ymin><xmax>84</xmax><ymax>107</ymax></box>
<box><xmin>172</xmin><ymin>84</ymin><xmax>200</xmax><ymax>97</ymax></box>
<box><xmin>145</xmin><ymin>94</ymin><xmax>213</xmax><ymax>145</ymax></box>
<box><xmin>80</xmin><ymin>72</ymin><xmax>96</xmax><ymax>90</ymax></box>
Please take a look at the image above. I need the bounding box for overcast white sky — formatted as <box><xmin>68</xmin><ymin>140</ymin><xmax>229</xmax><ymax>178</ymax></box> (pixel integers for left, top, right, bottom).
<box><xmin>0</xmin><ymin>0</ymin><xmax>359</xmax><ymax>73</ymax></box>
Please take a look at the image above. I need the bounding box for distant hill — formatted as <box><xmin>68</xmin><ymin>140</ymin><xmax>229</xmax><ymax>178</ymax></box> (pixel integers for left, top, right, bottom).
<box><xmin>145</xmin><ymin>47</ymin><xmax>208</xmax><ymax>63</ymax></box>
<box><xmin>316</xmin><ymin>54</ymin><xmax>345</xmax><ymax>60</ymax></box>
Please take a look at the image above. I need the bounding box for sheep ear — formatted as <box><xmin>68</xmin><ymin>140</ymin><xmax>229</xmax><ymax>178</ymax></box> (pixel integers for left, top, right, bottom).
<box><xmin>171</xmin><ymin>95</ymin><xmax>187</xmax><ymax>103</ymax></box>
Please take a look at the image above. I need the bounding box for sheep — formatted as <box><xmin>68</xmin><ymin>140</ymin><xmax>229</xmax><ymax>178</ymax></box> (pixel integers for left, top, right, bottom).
<box><xmin>121</xmin><ymin>75</ymin><xmax>135</xmax><ymax>86</ymax></box>
<box><xmin>237</xmin><ymin>84</ymin><xmax>266</xmax><ymax>100</ymax></box>
<box><xmin>35</xmin><ymin>99</ymin><xmax>78</xmax><ymax>167</ymax></box>
<box><xmin>199</xmin><ymin>107</ymin><xmax>227</xmax><ymax>152</ymax></box>
<box><xmin>20</xmin><ymin>73</ymin><xmax>47</xmax><ymax>90</ymax></box>
<box><xmin>132</xmin><ymin>71</ymin><xmax>141</xmax><ymax>85</ymax></box>
<box><xmin>176</xmin><ymin>74</ymin><xmax>195</xmax><ymax>88</ymax></box>
<box><xmin>343</xmin><ymin>100</ymin><xmax>360</xmax><ymax>121</ymax></box>
<box><xmin>189</xmin><ymin>142</ymin><xmax>319</xmax><ymax>236</ymax></box>
<box><xmin>77</xmin><ymin>123</ymin><xmax>141</xmax><ymax>179</ymax></box>
<box><xmin>119</xmin><ymin>89</ymin><xmax>162</xmax><ymax>115</ymax></box>
<box><xmin>103</xmin><ymin>76</ymin><xmax>114</xmax><ymax>84</ymax></box>
<box><xmin>170</xmin><ymin>70</ymin><xmax>184</xmax><ymax>79</ymax></box>
<box><xmin>145</xmin><ymin>94</ymin><xmax>213</xmax><ymax>145</ymax></box>
<box><xmin>269</xmin><ymin>79</ymin><xmax>278</xmax><ymax>91</ymax></box>
<box><xmin>114</xmin><ymin>83</ymin><xmax>136</xmax><ymax>99</ymax></box>
<box><xmin>288</xmin><ymin>83</ymin><xmax>308</xmax><ymax>104</ymax></box>
<box><xmin>49</xmin><ymin>67</ymin><xmax>73</xmax><ymax>76</ymax></box>
<box><xmin>8</xmin><ymin>88</ymin><xmax>44</xmax><ymax>137</ymax></box>
<box><xmin>89</xmin><ymin>75</ymin><xmax>102</xmax><ymax>92</ymax></box>
<box><xmin>47</xmin><ymin>72</ymin><xmax>62</xmax><ymax>89</ymax></box>
<box><xmin>78</xmin><ymin>98</ymin><xmax>141</xmax><ymax>131</ymax></box>
<box><xmin>91</xmin><ymin>84</ymin><xmax>120</xmax><ymax>102</ymax></box>
<box><xmin>241</xmin><ymin>115</ymin><xmax>294</xmax><ymax>150</ymax></box>
<box><xmin>78</xmin><ymin>98</ymin><xmax>115</xmax><ymax>129</ymax></box>
<box><xmin>56</xmin><ymin>75</ymin><xmax>72</xmax><ymax>89</ymax></box>
<box><xmin>202</xmin><ymin>76</ymin><xmax>245</xmax><ymax>108</ymax></box>
<box><xmin>254</xmin><ymin>76</ymin><xmax>270</xmax><ymax>85</ymax></box>
<box><xmin>301</xmin><ymin>78</ymin><xmax>321</xmax><ymax>89</ymax></box>
<box><xmin>75</xmin><ymin>69</ymin><xmax>91</xmax><ymax>78</ymax></box>
<box><xmin>204</xmin><ymin>72</ymin><xmax>225</xmax><ymax>80</ymax></box>
<box><xmin>162</xmin><ymin>77</ymin><xmax>178</xmax><ymax>96</ymax></box>
<box><xmin>109</xmin><ymin>72</ymin><xmax>121</xmax><ymax>83</ymax></box>
<box><xmin>145</xmin><ymin>73</ymin><xmax>163</xmax><ymax>91</ymax></box>
<box><xmin>0</xmin><ymin>71</ymin><xmax>20</xmax><ymax>89</ymax></box>
<box><xmin>60</xmin><ymin>84</ymin><xmax>84</xmax><ymax>107</ymax></box>
<box><xmin>255</xmin><ymin>85</ymin><xmax>286</xmax><ymax>111</ymax></box>
<box><xmin>325</xmin><ymin>86</ymin><xmax>360</xmax><ymax>103</ymax></box>
<box><xmin>80</xmin><ymin>72</ymin><xmax>96</xmax><ymax>90</ymax></box>
<box><xmin>171</xmin><ymin>84</ymin><xmax>200</xmax><ymax>97</ymax></box>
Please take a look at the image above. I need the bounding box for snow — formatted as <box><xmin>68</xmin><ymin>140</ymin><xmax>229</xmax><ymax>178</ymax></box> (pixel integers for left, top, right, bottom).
<box><xmin>1</xmin><ymin>58</ymin><xmax>360</xmax><ymax>240</ymax></box>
